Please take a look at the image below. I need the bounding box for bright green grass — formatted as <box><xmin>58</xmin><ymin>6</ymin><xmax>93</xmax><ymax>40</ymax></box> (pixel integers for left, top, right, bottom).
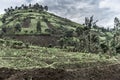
<box><xmin>0</xmin><ymin>45</ymin><xmax>118</xmax><ymax>69</ymax></box>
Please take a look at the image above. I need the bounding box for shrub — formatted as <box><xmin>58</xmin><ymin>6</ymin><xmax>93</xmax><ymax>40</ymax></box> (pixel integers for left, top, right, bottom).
<box><xmin>48</xmin><ymin>44</ymin><xmax>53</xmax><ymax>48</ymax></box>
<box><xmin>25</xmin><ymin>43</ymin><xmax>29</xmax><ymax>48</ymax></box>
<box><xmin>0</xmin><ymin>39</ymin><xmax>5</xmax><ymax>44</ymax></box>
<box><xmin>24</xmin><ymin>30</ymin><xmax>28</xmax><ymax>34</ymax></box>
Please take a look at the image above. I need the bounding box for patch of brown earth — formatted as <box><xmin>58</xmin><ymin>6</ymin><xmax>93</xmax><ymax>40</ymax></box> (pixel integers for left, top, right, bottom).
<box><xmin>0</xmin><ymin>64</ymin><xmax>120</xmax><ymax>80</ymax></box>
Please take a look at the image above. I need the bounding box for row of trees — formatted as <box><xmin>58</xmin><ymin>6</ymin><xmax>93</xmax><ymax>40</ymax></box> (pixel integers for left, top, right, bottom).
<box><xmin>58</xmin><ymin>16</ymin><xmax>120</xmax><ymax>54</ymax></box>
<box><xmin>4</xmin><ymin>3</ymin><xmax>48</xmax><ymax>14</ymax></box>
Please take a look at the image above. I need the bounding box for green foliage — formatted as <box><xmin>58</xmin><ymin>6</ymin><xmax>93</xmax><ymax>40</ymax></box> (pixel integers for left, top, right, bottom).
<box><xmin>1</xmin><ymin>4</ymin><xmax>120</xmax><ymax>55</ymax></box>
<box><xmin>0</xmin><ymin>3</ymin><xmax>82</xmax><ymax>35</ymax></box>
<box><xmin>44</xmin><ymin>6</ymin><xmax>48</xmax><ymax>11</ymax></box>
<box><xmin>64</xmin><ymin>29</ymin><xmax>74</xmax><ymax>37</ymax></box>
<box><xmin>100</xmin><ymin>43</ymin><xmax>109</xmax><ymax>53</ymax></box>
<box><xmin>76</xmin><ymin>27</ymin><xmax>83</xmax><ymax>36</ymax></box>
<box><xmin>0</xmin><ymin>39</ymin><xmax>29</xmax><ymax>49</ymax></box>
<box><xmin>14</xmin><ymin>23</ymin><xmax>21</xmax><ymax>32</ymax></box>
<box><xmin>0</xmin><ymin>45</ymin><xmax>117</xmax><ymax>69</ymax></box>
<box><xmin>36</xmin><ymin>21</ymin><xmax>41</xmax><ymax>32</ymax></box>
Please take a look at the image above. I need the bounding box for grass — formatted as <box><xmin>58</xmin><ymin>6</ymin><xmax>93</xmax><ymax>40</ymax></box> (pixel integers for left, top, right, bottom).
<box><xmin>0</xmin><ymin>44</ymin><xmax>118</xmax><ymax>69</ymax></box>
<box><xmin>0</xmin><ymin>9</ymin><xmax>83</xmax><ymax>35</ymax></box>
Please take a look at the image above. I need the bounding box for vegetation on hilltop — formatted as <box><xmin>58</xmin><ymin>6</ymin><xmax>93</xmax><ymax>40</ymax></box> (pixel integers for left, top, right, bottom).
<box><xmin>0</xmin><ymin>3</ymin><xmax>81</xmax><ymax>36</ymax></box>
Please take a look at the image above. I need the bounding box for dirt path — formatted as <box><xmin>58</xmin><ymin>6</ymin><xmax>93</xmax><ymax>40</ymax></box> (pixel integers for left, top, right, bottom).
<box><xmin>0</xmin><ymin>64</ymin><xmax>120</xmax><ymax>80</ymax></box>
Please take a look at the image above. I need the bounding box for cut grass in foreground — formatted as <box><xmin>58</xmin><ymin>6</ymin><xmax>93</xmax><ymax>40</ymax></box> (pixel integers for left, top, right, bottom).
<box><xmin>0</xmin><ymin>46</ymin><xmax>119</xmax><ymax>69</ymax></box>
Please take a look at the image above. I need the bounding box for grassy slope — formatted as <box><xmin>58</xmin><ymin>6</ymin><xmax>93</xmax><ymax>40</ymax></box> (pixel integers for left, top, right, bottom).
<box><xmin>0</xmin><ymin>10</ymin><xmax>83</xmax><ymax>34</ymax></box>
<box><xmin>0</xmin><ymin>45</ymin><xmax>118</xmax><ymax>69</ymax></box>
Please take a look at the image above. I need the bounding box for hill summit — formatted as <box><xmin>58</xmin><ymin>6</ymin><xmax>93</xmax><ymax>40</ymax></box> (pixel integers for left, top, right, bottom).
<box><xmin>0</xmin><ymin>3</ymin><xmax>82</xmax><ymax>35</ymax></box>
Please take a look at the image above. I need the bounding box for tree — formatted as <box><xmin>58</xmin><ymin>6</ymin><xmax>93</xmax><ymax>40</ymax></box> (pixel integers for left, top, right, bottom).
<box><xmin>24</xmin><ymin>5</ymin><xmax>28</xmax><ymax>10</ymax></box>
<box><xmin>36</xmin><ymin>21</ymin><xmax>41</xmax><ymax>32</ymax></box>
<box><xmin>2</xmin><ymin>27</ymin><xmax>7</xmax><ymax>33</ymax></box>
<box><xmin>84</xmin><ymin>16</ymin><xmax>98</xmax><ymax>52</ymax></box>
<box><xmin>76</xmin><ymin>27</ymin><xmax>83</xmax><ymax>36</ymax></box>
<box><xmin>14</xmin><ymin>23</ymin><xmax>21</xmax><ymax>32</ymax></box>
<box><xmin>4</xmin><ymin>9</ymin><xmax>7</xmax><ymax>13</ymax></box>
<box><xmin>15</xmin><ymin>6</ymin><xmax>18</xmax><ymax>10</ymax></box>
<box><xmin>100</xmin><ymin>43</ymin><xmax>109</xmax><ymax>53</ymax></box>
<box><xmin>21</xmin><ymin>4</ymin><xmax>25</xmax><ymax>9</ymax></box>
<box><xmin>39</xmin><ymin>5</ymin><xmax>43</xmax><ymax>11</ymax></box>
<box><xmin>64</xmin><ymin>29</ymin><xmax>74</xmax><ymax>37</ymax></box>
<box><xmin>44</xmin><ymin>6</ymin><xmax>48</xmax><ymax>11</ymax></box>
<box><xmin>1</xmin><ymin>17</ymin><xmax>6</xmax><ymax>23</ymax></box>
<box><xmin>29</xmin><ymin>4</ymin><xmax>32</xmax><ymax>8</ymax></box>
<box><xmin>58</xmin><ymin>38</ymin><xmax>64</xmax><ymax>49</ymax></box>
<box><xmin>10</xmin><ymin>6</ymin><xmax>13</xmax><ymax>11</ymax></box>
<box><xmin>33</xmin><ymin>3</ymin><xmax>40</xmax><ymax>10</ymax></box>
<box><xmin>114</xmin><ymin>17</ymin><xmax>120</xmax><ymax>54</ymax></box>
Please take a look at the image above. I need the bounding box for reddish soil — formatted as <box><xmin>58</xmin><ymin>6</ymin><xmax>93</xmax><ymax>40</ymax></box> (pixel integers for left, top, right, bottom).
<box><xmin>0</xmin><ymin>64</ymin><xmax>120</xmax><ymax>80</ymax></box>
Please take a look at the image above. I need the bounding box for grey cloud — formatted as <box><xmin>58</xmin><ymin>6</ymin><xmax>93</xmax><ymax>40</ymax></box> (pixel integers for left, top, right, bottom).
<box><xmin>40</xmin><ymin>0</ymin><xmax>114</xmax><ymax>27</ymax></box>
<box><xmin>26</xmin><ymin>0</ymin><xmax>33</xmax><ymax>3</ymax></box>
<box><xmin>0</xmin><ymin>0</ymin><xmax>116</xmax><ymax>27</ymax></box>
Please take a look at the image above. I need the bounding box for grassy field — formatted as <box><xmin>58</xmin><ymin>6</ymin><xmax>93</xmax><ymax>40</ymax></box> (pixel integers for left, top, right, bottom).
<box><xmin>0</xmin><ymin>45</ymin><xmax>119</xmax><ymax>69</ymax></box>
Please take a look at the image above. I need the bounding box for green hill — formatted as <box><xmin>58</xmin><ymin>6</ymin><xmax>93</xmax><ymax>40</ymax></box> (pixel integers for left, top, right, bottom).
<box><xmin>0</xmin><ymin>4</ymin><xmax>116</xmax><ymax>54</ymax></box>
<box><xmin>0</xmin><ymin>6</ymin><xmax>82</xmax><ymax>35</ymax></box>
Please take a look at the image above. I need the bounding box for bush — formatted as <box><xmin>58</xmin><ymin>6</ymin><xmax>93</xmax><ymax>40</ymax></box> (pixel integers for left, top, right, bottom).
<box><xmin>5</xmin><ymin>40</ymin><xmax>11</xmax><ymax>46</ymax></box>
<box><xmin>45</xmin><ymin>29</ymin><xmax>51</xmax><ymax>33</ymax></box>
<box><xmin>48</xmin><ymin>44</ymin><xmax>53</xmax><ymax>48</ymax></box>
<box><xmin>30</xmin><ymin>30</ymin><xmax>34</xmax><ymax>34</ymax></box>
<box><xmin>0</xmin><ymin>39</ymin><xmax>5</xmax><ymax>44</ymax></box>
<box><xmin>24</xmin><ymin>30</ymin><xmax>28</xmax><ymax>34</ymax></box>
<box><xmin>25</xmin><ymin>43</ymin><xmax>29</xmax><ymax>48</ymax></box>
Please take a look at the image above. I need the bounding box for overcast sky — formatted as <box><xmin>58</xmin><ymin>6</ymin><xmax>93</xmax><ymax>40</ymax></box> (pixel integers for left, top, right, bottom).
<box><xmin>0</xmin><ymin>0</ymin><xmax>119</xmax><ymax>28</ymax></box>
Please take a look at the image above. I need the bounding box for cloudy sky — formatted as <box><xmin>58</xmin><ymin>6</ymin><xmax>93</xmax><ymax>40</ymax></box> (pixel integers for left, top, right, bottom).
<box><xmin>0</xmin><ymin>0</ymin><xmax>119</xmax><ymax>28</ymax></box>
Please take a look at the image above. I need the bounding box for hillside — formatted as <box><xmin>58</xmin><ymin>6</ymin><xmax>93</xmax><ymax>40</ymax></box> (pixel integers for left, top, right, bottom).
<box><xmin>0</xmin><ymin>3</ymin><xmax>120</xmax><ymax>80</ymax></box>
<box><xmin>0</xmin><ymin>39</ymin><xmax>120</xmax><ymax>80</ymax></box>
<box><xmin>0</xmin><ymin>4</ymin><xmax>116</xmax><ymax>53</ymax></box>
<box><xmin>0</xmin><ymin>7</ymin><xmax>82</xmax><ymax>35</ymax></box>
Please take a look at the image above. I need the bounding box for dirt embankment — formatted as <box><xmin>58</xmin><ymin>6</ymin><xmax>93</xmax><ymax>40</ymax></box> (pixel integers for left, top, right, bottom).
<box><xmin>0</xmin><ymin>64</ymin><xmax>120</xmax><ymax>80</ymax></box>
<box><xmin>7</xmin><ymin>35</ymin><xmax>59</xmax><ymax>47</ymax></box>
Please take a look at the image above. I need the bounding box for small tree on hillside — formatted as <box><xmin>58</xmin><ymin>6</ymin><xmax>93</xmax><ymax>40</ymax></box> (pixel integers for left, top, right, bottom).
<box><xmin>1</xmin><ymin>17</ymin><xmax>6</xmax><ymax>23</ymax></box>
<box><xmin>76</xmin><ymin>27</ymin><xmax>83</xmax><ymax>36</ymax></box>
<box><xmin>36</xmin><ymin>21</ymin><xmax>41</xmax><ymax>32</ymax></box>
<box><xmin>114</xmin><ymin>17</ymin><xmax>120</xmax><ymax>54</ymax></box>
<box><xmin>29</xmin><ymin>4</ymin><xmax>32</xmax><ymax>8</ymax></box>
<box><xmin>44</xmin><ymin>6</ymin><xmax>48</xmax><ymax>11</ymax></box>
<box><xmin>2</xmin><ymin>27</ymin><xmax>7</xmax><ymax>33</ymax></box>
<box><xmin>15</xmin><ymin>6</ymin><xmax>18</xmax><ymax>10</ymax></box>
<box><xmin>39</xmin><ymin>5</ymin><xmax>44</xmax><ymax>11</ymax></box>
<box><xmin>84</xmin><ymin>16</ymin><xmax>98</xmax><ymax>52</ymax></box>
<box><xmin>64</xmin><ymin>29</ymin><xmax>74</xmax><ymax>37</ymax></box>
<box><xmin>14</xmin><ymin>23</ymin><xmax>21</xmax><ymax>32</ymax></box>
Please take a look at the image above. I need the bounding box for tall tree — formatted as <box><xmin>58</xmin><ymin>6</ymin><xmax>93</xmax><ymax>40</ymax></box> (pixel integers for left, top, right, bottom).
<box><xmin>84</xmin><ymin>16</ymin><xmax>98</xmax><ymax>52</ymax></box>
<box><xmin>44</xmin><ymin>6</ymin><xmax>48</xmax><ymax>11</ymax></box>
<box><xmin>36</xmin><ymin>21</ymin><xmax>41</xmax><ymax>32</ymax></box>
<box><xmin>29</xmin><ymin>4</ymin><xmax>32</xmax><ymax>8</ymax></box>
<box><xmin>114</xmin><ymin>17</ymin><xmax>120</xmax><ymax>54</ymax></box>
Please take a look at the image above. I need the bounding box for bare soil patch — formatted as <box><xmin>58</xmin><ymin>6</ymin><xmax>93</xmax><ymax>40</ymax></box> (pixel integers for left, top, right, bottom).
<box><xmin>0</xmin><ymin>64</ymin><xmax>120</xmax><ymax>80</ymax></box>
